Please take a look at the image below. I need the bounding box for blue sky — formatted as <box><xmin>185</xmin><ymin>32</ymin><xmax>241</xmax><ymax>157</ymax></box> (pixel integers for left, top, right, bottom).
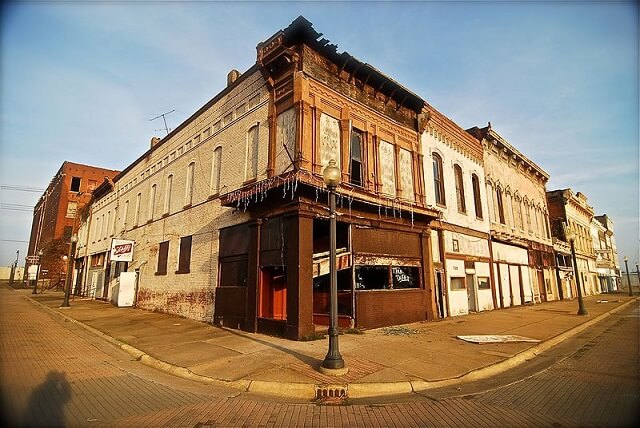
<box><xmin>1</xmin><ymin>1</ymin><xmax>638</xmax><ymax>268</ymax></box>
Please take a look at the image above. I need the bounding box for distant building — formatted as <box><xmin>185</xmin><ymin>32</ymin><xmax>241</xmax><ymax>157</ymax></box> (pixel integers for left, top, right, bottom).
<box><xmin>547</xmin><ymin>189</ymin><xmax>598</xmax><ymax>298</ymax></box>
<box><xmin>25</xmin><ymin>161</ymin><xmax>119</xmax><ymax>289</ymax></box>
<box><xmin>467</xmin><ymin>125</ymin><xmax>558</xmax><ymax>307</ymax></box>
<box><xmin>421</xmin><ymin>107</ymin><xmax>492</xmax><ymax>318</ymax></box>
<box><xmin>593</xmin><ymin>214</ymin><xmax>621</xmax><ymax>292</ymax></box>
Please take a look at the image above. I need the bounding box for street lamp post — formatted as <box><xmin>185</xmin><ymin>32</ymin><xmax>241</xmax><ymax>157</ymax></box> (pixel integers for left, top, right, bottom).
<box><xmin>33</xmin><ymin>249</ymin><xmax>43</xmax><ymax>295</ymax></box>
<box><xmin>565</xmin><ymin>229</ymin><xmax>588</xmax><ymax>316</ymax></box>
<box><xmin>61</xmin><ymin>235</ymin><xmax>78</xmax><ymax>308</ymax></box>
<box><xmin>321</xmin><ymin>159</ymin><xmax>346</xmax><ymax>374</ymax></box>
<box><xmin>635</xmin><ymin>263</ymin><xmax>639</xmax><ymax>288</ymax></box>
<box><xmin>623</xmin><ymin>257</ymin><xmax>632</xmax><ymax>296</ymax></box>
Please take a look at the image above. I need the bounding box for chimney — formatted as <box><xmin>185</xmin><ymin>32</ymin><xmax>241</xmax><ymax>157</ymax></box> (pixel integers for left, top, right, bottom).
<box><xmin>227</xmin><ymin>69</ymin><xmax>241</xmax><ymax>86</ymax></box>
<box><xmin>150</xmin><ymin>137</ymin><xmax>161</xmax><ymax>148</ymax></box>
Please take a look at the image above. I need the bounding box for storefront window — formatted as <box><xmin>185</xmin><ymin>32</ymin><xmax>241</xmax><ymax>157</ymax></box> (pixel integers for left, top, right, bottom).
<box><xmin>355</xmin><ymin>265</ymin><xmax>420</xmax><ymax>290</ymax></box>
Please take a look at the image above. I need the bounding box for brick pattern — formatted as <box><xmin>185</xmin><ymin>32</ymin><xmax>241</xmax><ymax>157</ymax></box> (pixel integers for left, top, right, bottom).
<box><xmin>2</xmin><ymin>287</ymin><xmax>638</xmax><ymax>427</ymax></box>
<box><xmin>79</xmin><ymin>70</ymin><xmax>270</xmax><ymax>321</ymax></box>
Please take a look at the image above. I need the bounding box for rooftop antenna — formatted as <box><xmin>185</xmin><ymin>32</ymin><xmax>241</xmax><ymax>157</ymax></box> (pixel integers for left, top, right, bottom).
<box><xmin>150</xmin><ymin>110</ymin><xmax>175</xmax><ymax>135</ymax></box>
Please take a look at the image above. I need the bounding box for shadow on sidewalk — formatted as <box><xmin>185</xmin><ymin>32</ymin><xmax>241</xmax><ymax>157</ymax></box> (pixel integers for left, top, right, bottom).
<box><xmin>219</xmin><ymin>325</ymin><xmax>323</xmax><ymax>369</ymax></box>
<box><xmin>21</xmin><ymin>371</ymin><xmax>71</xmax><ymax>427</ymax></box>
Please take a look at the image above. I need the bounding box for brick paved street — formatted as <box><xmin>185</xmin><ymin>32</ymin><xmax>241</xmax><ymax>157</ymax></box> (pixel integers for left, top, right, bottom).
<box><xmin>1</xmin><ymin>284</ymin><xmax>638</xmax><ymax>427</ymax></box>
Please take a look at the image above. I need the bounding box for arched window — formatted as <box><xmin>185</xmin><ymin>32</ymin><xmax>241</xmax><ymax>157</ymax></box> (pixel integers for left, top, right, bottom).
<box><xmin>134</xmin><ymin>192</ymin><xmax>142</xmax><ymax>226</ymax></box>
<box><xmin>123</xmin><ymin>200</ymin><xmax>129</xmax><ymax>231</ymax></box>
<box><xmin>454</xmin><ymin>165</ymin><xmax>466</xmax><ymax>213</ymax></box>
<box><xmin>472</xmin><ymin>174</ymin><xmax>483</xmax><ymax>219</ymax></box>
<box><xmin>164</xmin><ymin>175</ymin><xmax>173</xmax><ymax>214</ymax></box>
<box><xmin>148</xmin><ymin>184</ymin><xmax>156</xmax><ymax>221</ymax></box>
<box><xmin>211</xmin><ymin>147</ymin><xmax>222</xmax><ymax>195</ymax></box>
<box><xmin>185</xmin><ymin>162</ymin><xmax>195</xmax><ymax>206</ymax></box>
<box><xmin>496</xmin><ymin>187</ymin><xmax>505</xmax><ymax>224</ymax></box>
<box><xmin>245</xmin><ymin>125</ymin><xmax>259</xmax><ymax>180</ymax></box>
<box><xmin>432</xmin><ymin>153</ymin><xmax>445</xmax><ymax>205</ymax></box>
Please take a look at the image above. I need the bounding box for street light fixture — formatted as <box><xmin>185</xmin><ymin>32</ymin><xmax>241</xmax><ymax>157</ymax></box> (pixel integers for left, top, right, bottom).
<box><xmin>623</xmin><ymin>256</ymin><xmax>632</xmax><ymax>296</ymax></box>
<box><xmin>565</xmin><ymin>228</ymin><xmax>588</xmax><ymax>316</ymax></box>
<box><xmin>33</xmin><ymin>249</ymin><xmax>43</xmax><ymax>295</ymax></box>
<box><xmin>61</xmin><ymin>235</ymin><xmax>78</xmax><ymax>308</ymax></box>
<box><xmin>320</xmin><ymin>159</ymin><xmax>346</xmax><ymax>374</ymax></box>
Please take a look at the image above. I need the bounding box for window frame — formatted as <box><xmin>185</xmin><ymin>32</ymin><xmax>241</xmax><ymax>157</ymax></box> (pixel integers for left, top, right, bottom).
<box><xmin>432</xmin><ymin>153</ymin><xmax>446</xmax><ymax>206</ymax></box>
<box><xmin>454</xmin><ymin>164</ymin><xmax>466</xmax><ymax>213</ymax></box>
<box><xmin>156</xmin><ymin>241</ymin><xmax>169</xmax><ymax>275</ymax></box>
<box><xmin>176</xmin><ymin>235</ymin><xmax>192</xmax><ymax>274</ymax></box>
<box><xmin>471</xmin><ymin>174</ymin><xmax>483</xmax><ymax>219</ymax></box>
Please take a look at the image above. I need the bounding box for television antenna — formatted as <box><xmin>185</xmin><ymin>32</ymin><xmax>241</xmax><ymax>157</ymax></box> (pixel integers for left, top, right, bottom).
<box><xmin>150</xmin><ymin>110</ymin><xmax>175</xmax><ymax>135</ymax></box>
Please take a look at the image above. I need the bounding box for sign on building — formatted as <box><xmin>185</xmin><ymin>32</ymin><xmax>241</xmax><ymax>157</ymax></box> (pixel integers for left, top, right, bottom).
<box><xmin>110</xmin><ymin>239</ymin><xmax>134</xmax><ymax>262</ymax></box>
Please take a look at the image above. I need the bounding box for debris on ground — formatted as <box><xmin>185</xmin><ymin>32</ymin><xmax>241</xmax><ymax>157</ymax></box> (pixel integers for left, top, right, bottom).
<box><xmin>457</xmin><ymin>335</ymin><xmax>540</xmax><ymax>344</ymax></box>
<box><xmin>382</xmin><ymin>326</ymin><xmax>419</xmax><ymax>335</ymax></box>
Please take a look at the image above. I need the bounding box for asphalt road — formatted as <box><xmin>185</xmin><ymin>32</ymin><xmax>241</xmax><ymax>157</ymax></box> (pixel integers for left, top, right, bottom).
<box><xmin>1</xmin><ymin>284</ymin><xmax>638</xmax><ymax>427</ymax></box>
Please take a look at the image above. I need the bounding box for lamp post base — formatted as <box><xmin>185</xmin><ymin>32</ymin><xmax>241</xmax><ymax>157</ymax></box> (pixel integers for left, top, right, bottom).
<box><xmin>319</xmin><ymin>365</ymin><xmax>349</xmax><ymax>376</ymax></box>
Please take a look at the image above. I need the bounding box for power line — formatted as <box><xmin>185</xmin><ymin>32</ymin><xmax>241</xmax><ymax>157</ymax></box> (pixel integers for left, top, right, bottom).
<box><xmin>0</xmin><ymin>185</ymin><xmax>44</xmax><ymax>193</ymax></box>
<box><xmin>0</xmin><ymin>239</ymin><xmax>28</xmax><ymax>243</ymax></box>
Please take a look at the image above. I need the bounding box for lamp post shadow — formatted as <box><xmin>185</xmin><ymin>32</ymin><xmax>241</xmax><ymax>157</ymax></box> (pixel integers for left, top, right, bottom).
<box><xmin>21</xmin><ymin>371</ymin><xmax>72</xmax><ymax>427</ymax></box>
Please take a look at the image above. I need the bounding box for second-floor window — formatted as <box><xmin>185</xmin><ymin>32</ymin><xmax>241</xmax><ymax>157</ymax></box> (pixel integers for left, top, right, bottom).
<box><xmin>245</xmin><ymin>125</ymin><xmax>259</xmax><ymax>181</ymax></box>
<box><xmin>211</xmin><ymin>147</ymin><xmax>222</xmax><ymax>195</ymax></box>
<box><xmin>350</xmin><ymin>128</ymin><xmax>364</xmax><ymax>187</ymax></box>
<box><xmin>185</xmin><ymin>162</ymin><xmax>195</xmax><ymax>206</ymax></box>
<box><xmin>134</xmin><ymin>192</ymin><xmax>141</xmax><ymax>226</ymax></box>
<box><xmin>148</xmin><ymin>184</ymin><xmax>156</xmax><ymax>221</ymax></box>
<box><xmin>496</xmin><ymin>188</ymin><xmax>505</xmax><ymax>224</ymax></box>
<box><xmin>164</xmin><ymin>175</ymin><xmax>173</xmax><ymax>214</ymax></box>
<box><xmin>454</xmin><ymin>165</ymin><xmax>466</xmax><ymax>213</ymax></box>
<box><xmin>432</xmin><ymin>153</ymin><xmax>445</xmax><ymax>206</ymax></box>
<box><xmin>472</xmin><ymin>174</ymin><xmax>483</xmax><ymax>219</ymax></box>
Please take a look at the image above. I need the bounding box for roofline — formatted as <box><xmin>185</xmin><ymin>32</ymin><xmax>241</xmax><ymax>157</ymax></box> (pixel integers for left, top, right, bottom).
<box><xmin>114</xmin><ymin>63</ymin><xmax>260</xmax><ymax>182</ymax></box>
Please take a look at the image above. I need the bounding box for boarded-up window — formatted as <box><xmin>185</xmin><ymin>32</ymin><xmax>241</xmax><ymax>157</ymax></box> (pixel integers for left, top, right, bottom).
<box><xmin>219</xmin><ymin>257</ymin><xmax>248</xmax><ymax>287</ymax></box>
<box><xmin>176</xmin><ymin>235</ymin><xmax>192</xmax><ymax>274</ymax></box>
<box><xmin>245</xmin><ymin>125</ymin><xmax>259</xmax><ymax>180</ymax></box>
<box><xmin>164</xmin><ymin>175</ymin><xmax>173</xmax><ymax>214</ymax></box>
<box><xmin>148</xmin><ymin>184</ymin><xmax>156</xmax><ymax>221</ymax></box>
<box><xmin>379</xmin><ymin>140</ymin><xmax>396</xmax><ymax>196</ymax></box>
<box><xmin>211</xmin><ymin>147</ymin><xmax>222</xmax><ymax>195</ymax></box>
<box><xmin>66</xmin><ymin>201</ymin><xmax>78</xmax><ymax>218</ymax></box>
<box><xmin>156</xmin><ymin>241</ymin><xmax>169</xmax><ymax>275</ymax></box>
<box><xmin>320</xmin><ymin>113</ymin><xmax>340</xmax><ymax>170</ymax></box>
<box><xmin>275</xmin><ymin>108</ymin><xmax>296</xmax><ymax>174</ymax></box>
<box><xmin>185</xmin><ymin>162</ymin><xmax>195</xmax><ymax>206</ymax></box>
<box><xmin>399</xmin><ymin>149</ymin><xmax>414</xmax><ymax>200</ymax></box>
<box><xmin>454</xmin><ymin>164</ymin><xmax>466</xmax><ymax>213</ymax></box>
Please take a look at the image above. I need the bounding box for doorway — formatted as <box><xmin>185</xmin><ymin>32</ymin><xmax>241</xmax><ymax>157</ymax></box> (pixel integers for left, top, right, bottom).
<box><xmin>259</xmin><ymin>266</ymin><xmax>287</xmax><ymax>320</ymax></box>
<box><xmin>466</xmin><ymin>274</ymin><xmax>477</xmax><ymax>312</ymax></box>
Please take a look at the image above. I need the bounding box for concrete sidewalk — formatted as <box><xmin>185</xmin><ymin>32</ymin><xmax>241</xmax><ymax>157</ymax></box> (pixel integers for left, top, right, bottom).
<box><xmin>22</xmin><ymin>288</ymin><xmax>638</xmax><ymax>400</ymax></box>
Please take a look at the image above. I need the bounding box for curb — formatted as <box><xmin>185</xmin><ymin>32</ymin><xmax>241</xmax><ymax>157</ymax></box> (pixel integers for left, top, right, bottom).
<box><xmin>25</xmin><ymin>294</ymin><xmax>639</xmax><ymax>400</ymax></box>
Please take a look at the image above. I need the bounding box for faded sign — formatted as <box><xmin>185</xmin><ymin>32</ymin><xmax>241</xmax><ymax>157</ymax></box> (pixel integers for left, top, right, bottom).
<box><xmin>320</xmin><ymin>113</ymin><xmax>340</xmax><ymax>169</ymax></box>
<box><xmin>275</xmin><ymin>108</ymin><xmax>297</xmax><ymax>174</ymax></box>
<box><xmin>399</xmin><ymin>149</ymin><xmax>414</xmax><ymax>201</ymax></box>
<box><xmin>110</xmin><ymin>239</ymin><xmax>134</xmax><ymax>262</ymax></box>
<box><xmin>378</xmin><ymin>140</ymin><xmax>396</xmax><ymax>196</ymax></box>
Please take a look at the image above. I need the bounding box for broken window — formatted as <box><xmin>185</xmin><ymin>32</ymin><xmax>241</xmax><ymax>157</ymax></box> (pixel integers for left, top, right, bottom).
<box><xmin>355</xmin><ymin>265</ymin><xmax>419</xmax><ymax>290</ymax></box>
<box><xmin>70</xmin><ymin>177</ymin><xmax>81</xmax><ymax>192</ymax></box>
<box><xmin>350</xmin><ymin>128</ymin><xmax>364</xmax><ymax>186</ymax></box>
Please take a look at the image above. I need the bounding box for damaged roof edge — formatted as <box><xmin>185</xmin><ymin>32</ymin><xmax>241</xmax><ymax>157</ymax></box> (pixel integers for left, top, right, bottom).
<box><xmin>279</xmin><ymin>16</ymin><xmax>425</xmax><ymax>113</ymax></box>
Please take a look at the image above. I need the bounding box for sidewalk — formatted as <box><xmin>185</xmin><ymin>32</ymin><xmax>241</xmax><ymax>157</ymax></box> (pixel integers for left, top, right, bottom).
<box><xmin>23</xmin><ymin>288</ymin><xmax>638</xmax><ymax>400</ymax></box>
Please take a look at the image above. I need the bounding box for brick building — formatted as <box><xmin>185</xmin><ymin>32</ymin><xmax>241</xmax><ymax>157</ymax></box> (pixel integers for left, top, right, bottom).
<box><xmin>467</xmin><ymin>125</ymin><xmax>558</xmax><ymax>306</ymax></box>
<box><xmin>420</xmin><ymin>107</ymin><xmax>492</xmax><ymax>318</ymax></box>
<box><xmin>547</xmin><ymin>189</ymin><xmax>597</xmax><ymax>298</ymax></box>
<box><xmin>26</xmin><ymin>161</ymin><xmax>119</xmax><ymax>289</ymax></box>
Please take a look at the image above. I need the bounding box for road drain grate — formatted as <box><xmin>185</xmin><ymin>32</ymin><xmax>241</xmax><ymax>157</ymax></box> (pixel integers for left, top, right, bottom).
<box><xmin>315</xmin><ymin>385</ymin><xmax>348</xmax><ymax>401</ymax></box>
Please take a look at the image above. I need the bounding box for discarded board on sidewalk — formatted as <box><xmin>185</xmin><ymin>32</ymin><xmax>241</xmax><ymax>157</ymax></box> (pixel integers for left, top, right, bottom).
<box><xmin>457</xmin><ymin>335</ymin><xmax>540</xmax><ymax>344</ymax></box>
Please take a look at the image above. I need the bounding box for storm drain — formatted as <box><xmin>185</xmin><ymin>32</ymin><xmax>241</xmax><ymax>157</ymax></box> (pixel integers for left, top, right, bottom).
<box><xmin>315</xmin><ymin>384</ymin><xmax>348</xmax><ymax>400</ymax></box>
